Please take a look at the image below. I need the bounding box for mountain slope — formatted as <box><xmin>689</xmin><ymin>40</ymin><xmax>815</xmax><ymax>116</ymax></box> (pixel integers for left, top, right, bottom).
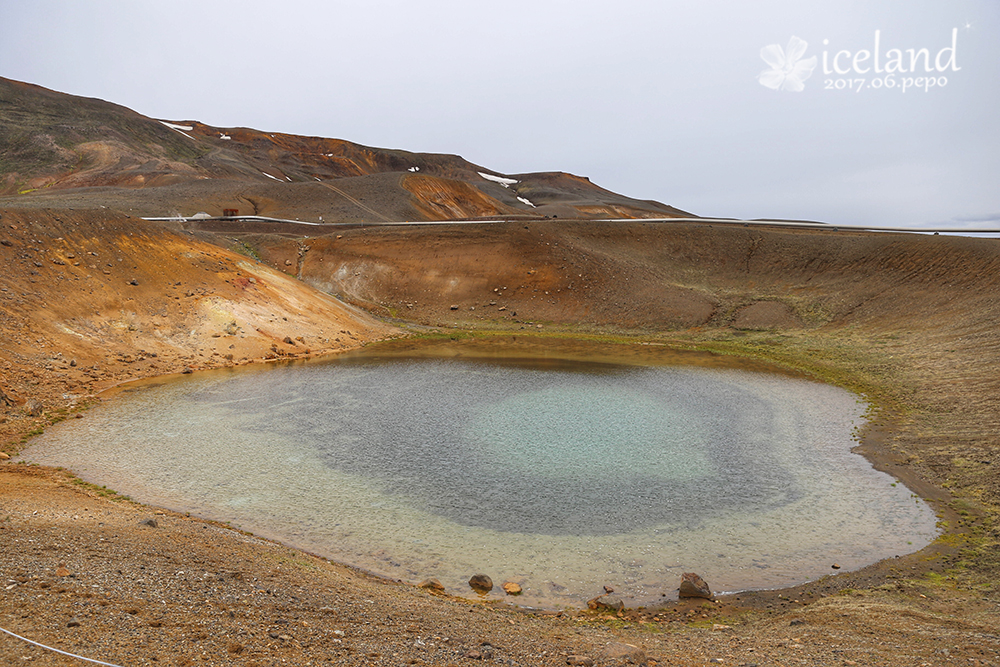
<box><xmin>0</xmin><ymin>77</ymin><xmax>691</xmax><ymax>221</ymax></box>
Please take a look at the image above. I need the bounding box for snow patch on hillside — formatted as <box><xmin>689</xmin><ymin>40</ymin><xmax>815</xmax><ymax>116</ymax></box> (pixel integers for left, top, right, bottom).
<box><xmin>160</xmin><ymin>121</ymin><xmax>194</xmax><ymax>132</ymax></box>
<box><xmin>159</xmin><ymin>121</ymin><xmax>195</xmax><ymax>140</ymax></box>
<box><xmin>517</xmin><ymin>196</ymin><xmax>536</xmax><ymax>208</ymax></box>
<box><xmin>478</xmin><ymin>172</ymin><xmax>518</xmax><ymax>187</ymax></box>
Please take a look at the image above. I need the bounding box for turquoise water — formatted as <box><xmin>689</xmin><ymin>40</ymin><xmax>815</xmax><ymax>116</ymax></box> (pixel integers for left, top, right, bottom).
<box><xmin>24</xmin><ymin>341</ymin><xmax>938</xmax><ymax>609</ymax></box>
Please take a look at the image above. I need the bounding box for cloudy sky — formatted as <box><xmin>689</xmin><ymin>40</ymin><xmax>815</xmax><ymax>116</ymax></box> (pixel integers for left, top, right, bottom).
<box><xmin>2</xmin><ymin>0</ymin><xmax>998</xmax><ymax>228</ymax></box>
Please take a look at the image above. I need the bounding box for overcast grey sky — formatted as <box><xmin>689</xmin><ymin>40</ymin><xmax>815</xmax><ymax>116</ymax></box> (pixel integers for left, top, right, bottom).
<box><xmin>2</xmin><ymin>1</ymin><xmax>998</xmax><ymax>228</ymax></box>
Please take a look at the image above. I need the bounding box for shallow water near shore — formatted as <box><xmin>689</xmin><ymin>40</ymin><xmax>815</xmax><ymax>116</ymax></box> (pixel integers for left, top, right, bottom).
<box><xmin>25</xmin><ymin>338</ymin><xmax>938</xmax><ymax>608</ymax></box>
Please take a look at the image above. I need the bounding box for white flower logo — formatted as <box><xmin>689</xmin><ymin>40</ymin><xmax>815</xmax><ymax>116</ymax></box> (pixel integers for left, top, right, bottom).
<box><xmin>758</xmin><ymin>36</ymin><xmax>817</xmax><ymax>92</ymax></box>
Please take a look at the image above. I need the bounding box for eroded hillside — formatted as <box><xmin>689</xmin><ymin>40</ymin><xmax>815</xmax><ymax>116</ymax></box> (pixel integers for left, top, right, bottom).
<box><xmin>0</xmin><ymin>208</ymin><xmax>397</xmax><ymax>444</ymax></box>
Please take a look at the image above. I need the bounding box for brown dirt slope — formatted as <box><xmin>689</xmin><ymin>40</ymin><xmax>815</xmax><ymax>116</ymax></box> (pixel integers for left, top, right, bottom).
<box><xmin>0</xmin><ymin>208</ymin><xmax>398</xmax><ymax>436</ymax></box>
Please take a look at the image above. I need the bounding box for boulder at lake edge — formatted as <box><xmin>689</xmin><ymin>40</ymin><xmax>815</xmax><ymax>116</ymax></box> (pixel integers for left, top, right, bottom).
<box><xmin>587</xmin><ymin>593</ymin><xmax>625</xmax><ymax>611</ymax></box>
<box><xmin>468</xmin><ymin>574</ymin><xmax>493</xmax><ymax>593</ymax></box>
<box><xmin>678</xmin><ymin>572</ymin><xmax>713</xmax><ymax>599</ymax></box>
<box><xmin>418</xmin><ymin>578</ymin><xmax>445</xmax><ymax>593</ymax></box>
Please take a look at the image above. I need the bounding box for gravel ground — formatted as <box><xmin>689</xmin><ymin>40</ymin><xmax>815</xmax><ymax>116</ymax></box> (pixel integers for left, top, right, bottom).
<box><xmin>3</xmin><ymin>466</ymin><xmax>1000</xmax><ymax>667</ymax></box>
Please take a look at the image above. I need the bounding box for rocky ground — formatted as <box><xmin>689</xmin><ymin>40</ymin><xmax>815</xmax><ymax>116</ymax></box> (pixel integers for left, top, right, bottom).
<box><xmin>3</xmin><ymin>466</ymin><xmax>999</xmax><ymax>667</ymax></box>
<box><xmin>3</xmin><ymin>207</ymin><xmax>1000</xmax><ymax>665</ymax></box>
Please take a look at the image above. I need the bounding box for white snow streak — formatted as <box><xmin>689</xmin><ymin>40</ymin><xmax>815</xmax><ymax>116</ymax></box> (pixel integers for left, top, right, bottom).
<box><xmin>159</xmin><ymin>121</ymin><xmax>195</xmax><ymax>140</ymax></box>
<box><xmin>517</xmin><ymin>196</ymin><xmax>536</xmax><ymax>208</ymax></box>
<box><xmin>160</xmin><ymin>121</ymin><xmax>194</xmax><ymax>131</ymax></box>
<box><xmin>478</xmin><ymin>171</ymin><xmax>518</xmax><ymax>187</ymax></box>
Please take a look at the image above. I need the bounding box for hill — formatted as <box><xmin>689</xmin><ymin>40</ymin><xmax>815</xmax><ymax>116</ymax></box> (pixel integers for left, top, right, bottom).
<box><xmin>0</xmin><ymin>76</ymin><xmax>690</xmax><ymax>221</ymax></box>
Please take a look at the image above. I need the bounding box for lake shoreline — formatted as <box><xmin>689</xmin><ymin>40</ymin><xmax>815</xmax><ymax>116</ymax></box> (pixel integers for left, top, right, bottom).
<box><xmin>4</xmin><ymin>329</ymin><xmax>990</xmax><ymax>665</ymax></box>
<box><xmin>20</xmin><ymin>334</ymin><xmax>940</xmax><ymax>611</ymax></box>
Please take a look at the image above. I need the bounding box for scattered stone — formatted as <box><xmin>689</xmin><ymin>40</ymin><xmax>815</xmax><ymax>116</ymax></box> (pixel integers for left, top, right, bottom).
<box><xmin>468</xmin><ymin>574</ymin><xmax>493</xmax><ymax>593</ymax></box>
<box><xmin>25</xmin><ymin>398</ymin><xmax>44</xmax><ymax>417</ymax></box>
<box><xmin>283</xmin><ymin>336</ymin><xmax>295</xmax><ymax>345</ymax></box>
<box><xmin>0</xmin><ymin>452</ymin><xmax>9</xmax><ymax>461</ymax></box>
<box><xmin>463</xmin><ymin>643</ymin><xmax>494</xmax><ymax>660</ymax></box>
<box><xmin>678</xmin><ymin>572</ymin><xmax>713</xmax><ymax>599</ymax></box>
<box><xmin>419</xmin><ymin>578</ymin><xmax>445</xmax><ymax>593</ymax></box>
<box><xmin>831</xmin><ymin>563</ymin><xmax>841</xmax><ymax>569</ymax></box>
<box><xmin>450</xmin><ymin>304</ymin><xmax>459</xmax><ymax>310</ymax></box>
<box><xmin>66</xmin><ymin>617</ymin><xmax>81</xmax><ymax>628</ymax></box>
<box><xmin>712</xmin><ymin>623</ymin><xmax>733</xmax><ymax>631</ymax></box>
<box><xmin>69</xmin><ymin>359</ymin><xmax>77</xmax><ymax>367</ymax></box>
<box><xmin>587</xmin><ymin>594</ymin><xmax>624</xmax><ymax>612</ymax></box>
<box><xmin>182</xmin><ymin>368</ymin><xmax>193</xmax><ymax>374</ymax></box>
<box><xmin>139</xmin><ymin>518</ymin><xmax>158</xmax><ymax>528</ymax></box>
<box><xmin>128</xmin><ymin>278</ymin><xmax>139</xmax><ymax>285</ymax></box>
<box><xmin>603</xmin><ymin>584</ymin><xmax>615</xmax><ymax>593</ymax></box>
<box><xmin>790</xmin><ymin>618</ymin><xmax>806</xmax><ymax>626</ymax></box>
<box><xmin>56</xmin><ymin>564</ymin><xmax>71</xmax><ymax>577</ymax></box>
<box><xmin>566</xmin><ymin>656</ymin><xmax>594</xmax><ymax>666</ymax></box>
<box><xmin>502</xmin><ymin>581</ymin><xmax>522</xmax><ymax>595</ymax></box>
<box><xmin>596</xmin><ymin>642</ymin><xmax>645</xmax><ymax>664</ymax></box>
<box><xmin>284</xmin><ymin>259</ymin><xmax>293</xmax><ymax>266</ymax></box>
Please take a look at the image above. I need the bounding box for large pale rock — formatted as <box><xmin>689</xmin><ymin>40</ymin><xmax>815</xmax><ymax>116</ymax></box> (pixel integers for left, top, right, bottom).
<box><xmin>678</xmin><ymin>572</ymin><xmax>713</xmax><ymax>599</ymax></box>
<box><xmin>587</xmin><ymin>594</ymin><xmax>624</xmax><ymax>612</ymax></box>
<box><xmin>596</xmin><ymin>642</ymin><xmax>646</xmax><ymax>664</ymax></box>
<box><xmin>25</xmin><ymin>399</ymin><xmax>43</xmax><ymax>417</ymax></box>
